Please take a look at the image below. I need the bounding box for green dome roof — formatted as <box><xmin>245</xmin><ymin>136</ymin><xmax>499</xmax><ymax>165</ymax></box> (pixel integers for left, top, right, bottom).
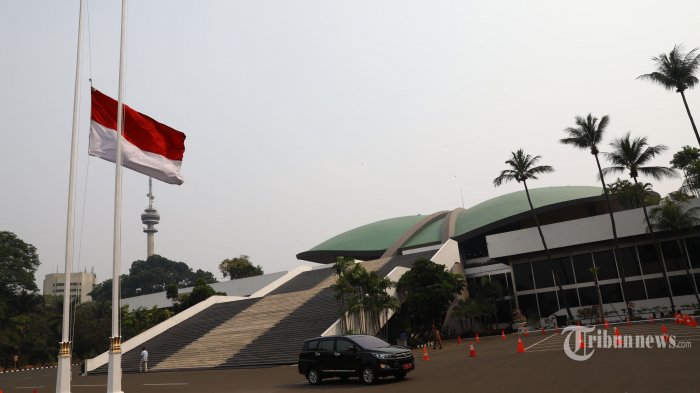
<box><xmin>453</xmin><ymin>185</ymin><xmax>602</xmax><ymax>239</ymax></box>
<box><xmin>298</xmin><ymin>185</ymin><xmax>603</xmax><ymax>263</ymax></box>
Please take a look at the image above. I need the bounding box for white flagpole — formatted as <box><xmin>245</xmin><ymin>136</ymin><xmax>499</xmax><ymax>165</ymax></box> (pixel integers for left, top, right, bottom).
<box><xmin>107</xmin><ymin>1</ymin><xmax>127</xmax><ymax>392</ymax></box>
<box><xmin>57</xmin><ymin>1</ymin><xmax>84</xmax><ymax>392</ymax></box>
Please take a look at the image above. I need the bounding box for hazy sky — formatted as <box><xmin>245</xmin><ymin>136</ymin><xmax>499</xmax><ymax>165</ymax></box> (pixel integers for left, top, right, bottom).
<box><xmin>2</xmin><ymin>0</ymin><xmax>700</xmax><ymax>288</ymax></box>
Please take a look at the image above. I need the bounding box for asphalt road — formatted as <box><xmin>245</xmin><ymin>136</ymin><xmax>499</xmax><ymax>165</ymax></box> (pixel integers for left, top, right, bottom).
<box><xmin>2</xmin><ymin>320</ymin><xmax>698</xmax><ymax>393</ymax></box>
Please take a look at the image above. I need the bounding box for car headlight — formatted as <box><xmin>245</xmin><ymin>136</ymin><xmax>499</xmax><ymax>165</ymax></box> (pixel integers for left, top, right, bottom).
<box><xmin>372</xmin><ymin>353</ymin><xmax>391</xmax><ymax>359</ymax></box>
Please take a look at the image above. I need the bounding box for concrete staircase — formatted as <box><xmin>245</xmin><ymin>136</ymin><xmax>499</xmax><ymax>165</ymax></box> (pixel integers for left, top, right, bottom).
<box><xmin>86</xmin><ymin>255</ymin><xmax>437</xmax><ymax>373</ymax></box>
<box><xmin>153</xmin><ymin>287</ymin><xmax>327</xmax><ymax>370</ymax></box>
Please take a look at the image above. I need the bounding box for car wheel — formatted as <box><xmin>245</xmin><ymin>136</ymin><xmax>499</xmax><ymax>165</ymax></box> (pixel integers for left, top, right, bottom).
<box><xmin>361</xmin><ymin>366</ymin><xmax>376</xmax><ymax>385</ymax></box>
<box><xmin>393</xmin><ymin>371</ymin><xmax>407</xmax><ymax>380</ymax></box>
<box><xmin>307</xmin><ymin>368</ymin><xmax>322</xmax><ymax>385</ymax></box>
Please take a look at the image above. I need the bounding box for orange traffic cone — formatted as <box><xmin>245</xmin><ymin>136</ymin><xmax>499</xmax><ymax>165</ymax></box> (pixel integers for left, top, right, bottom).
<box><xmin>579</xmin><ymin>332</ymin><xmax>585</xmax><ymax>349</ymax></box>
<box><xmin>469</xmin><ymin>342</ymin><xmax>476</xmax><ymax>357</ymax></box>
<box><xmin>662</xmin><ymin>324</ymin><xmax>668</xmax><ymax>334</ymax></box>
<box><xmin>517</xmin><ymin>337</ymin><xmax>525</xmax><ymax>353</ymax></box>
<box><xmin>555</xmin><ymin>325</ymin><xmax>560</xmax><ymax>335</ymax></box>
<box><xmin>524</xmin><ymin>328</ymin><xmax>529</xmax><ymax>337</ymax></box>
<box><xmin>457</xmin><ymin>335</ymin><xmax>461</xmax><ymax>344</ymax></box>
<box><xmin>541</xmin><ymin>327</ymin><xmax>545</xmax><ymax>335</ymax></box>
<box><xmin>691</xmin><ymin>317</ymin><xmax>698</xmax><ymax>328</ymax></box>
<box><xmin>501</xmin><ymin>329</ymin><xmax>506</xmax><ymax>340</ymax></box>
<box><xmin>686</xmin><ymin>315</ymin><xmax>692</xmax><ymax>326</ymax></box>
<box><xmin>422</xmin><ymin>346</ymin><xmax>430</xmax><ymax>361</ymax></box>
<box><xmin>475</xmin><ymin>333</ymin><xmax>480</xmax><ymax>343</ymax></box>
<box><xmin>604</xmin><ymin>320</ymin><xmax>609</xmax><ymax>329</ymax></box>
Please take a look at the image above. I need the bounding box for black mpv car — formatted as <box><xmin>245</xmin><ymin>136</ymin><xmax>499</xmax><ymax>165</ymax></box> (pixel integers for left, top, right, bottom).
<box><xmin>298</xmin><ymin>335</ymin><xmax>414</xmax><ymax>385</ymax></box>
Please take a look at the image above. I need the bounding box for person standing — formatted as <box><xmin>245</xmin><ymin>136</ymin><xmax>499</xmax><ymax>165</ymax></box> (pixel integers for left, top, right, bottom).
<box><xmin>139</xmin><ymin>347</ymin><xmax>149</xmax><ymax>373</ymax></box>
<box><xmin>431</xmin><ymin>321</ymin><xmax>443</xmax><ymax>350</ymax></box>
<box><xmin>12</xmin><ymin>353</ymin><xmax>19</xmax><ymax>370</ymax></box>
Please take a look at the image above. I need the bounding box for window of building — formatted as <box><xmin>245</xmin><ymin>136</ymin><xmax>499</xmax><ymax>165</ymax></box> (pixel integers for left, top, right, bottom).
<box><xmin>490</xmin><ymin>273</ymin><xmax>509</xmax><ymax>294</ymax></box>
<box><xmin>644</xmin><ymin>277</ymin><xmax>669</xmax><ymax>299</ymax></box>
<box><xmin>684</xmin><ymin>237</ymin><xmax>700</xmax><ymax>267</ymax></box>
<box><xmin>600</xmin><ymin>283</ymin><xmax>623</xmax><ymax>303</ymax></box>
<box><xmin>517</xmin><ymin>294</ymin><xmax>539</xmax><ymax>320</ymax></box>
<box><xmin>622</xmin><ymin>280</ymin><xmax>647</xmax><ymax>301</ymax></box>
<box><xmin>669</xmin><ymin>275</ymin><xmax>694</xmax><ymax>296</ymax></box>
<box><xmin>578</xmin><ymin>286</ymin><xmax>598</xmax><ymax>306</ymax></box>
<box><xmin>537</xmin><ymin>291</ymin><xmax>559</xmax><ymax>317</ymax></box>
<box><xmin>553</xmin><ymin>257</ymin><xmax>575</xmax><ymax>285</ymax></box>
<box><xmin>557</xmin><ymin>288</ymin><xmax>580</xmax><ymax>309</ymax></box>
<box><xmin>593</xmin><ymin>250</ymin><xmax>618</xmax><ymax>280</ymax></box>
<box><xmin>661</xmin><ymin>241</ymin><xmax>685</xmax><ymax>272</ymax></box>
<box><xmin>617</xmin><ymin>247</ymin><xmax>641</xmax><ymax>277</ymax></box>
<box><xmin>572</xmin><ymin>254</ymin><xmax>594</xmax><ymax>283</ymax></box>
<box><xmin>532</xmin><ymin>260</ymin><xmax>554</xmax><ymax>289</ymax></box>
<box><xmin>638</xmin><ymin>244</ymin><xmax>662</xmax><ymax>275</ymax></box>
<box><xmin>513</xmin><ymin>263</ymin><xmax>534</xmax><ymax>291</ymax></box>
<box><xmin>496</xmin><ymin>299</ymin><xmax>513</xmax><ymax>322</ymax></box>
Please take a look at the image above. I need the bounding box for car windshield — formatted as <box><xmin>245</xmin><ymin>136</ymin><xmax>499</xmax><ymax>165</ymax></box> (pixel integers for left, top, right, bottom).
<box><xmin>352</xmin><ymin>336</ymin><xmax>390</xmax><ymax>349</ymax></box>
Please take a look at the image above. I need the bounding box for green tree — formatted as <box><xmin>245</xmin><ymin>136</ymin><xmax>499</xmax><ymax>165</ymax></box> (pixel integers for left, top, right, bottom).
<box><xmin>333</xmin><ymin>262</ymin><xmax>398</xmax><ymax>336</ymax></box>
<box><xmin>396</xmin><ymin>258</ymin><xmax>465</xmax><ymax>339</ymax></box>
<box><xmin>493</xmin><ymin>149</ymin><xmax>573</xmax><ymax>319</ymax></box>
<box><xmin>638</xmin><ymin>45</ymin><xmax>700</xmax><ymax>146</ymax></box>
<box><xmin>670</xmin><ymin>146</ymin><xmax>700</xmax><ymax>196</ymax></box>
<box><xmin>603</xmin><ymin>133</ymin><xmax>678</xmax><ymax>312</ymax></box>
<box><xmin>175</xmin><ymin>278</ymin><xmax>226</xmax><ymax>312</ymax></box>
<box><xmin>607</xmin><ymin>179</ymin><xmax>659</xmax><ymax>209</ymax></box>
<box><xmin>0</xmin><ymin>231</ymin><xmax>40</xmax><ymax>297</ymax></box>
<box><xmin>218</xmin><ymin>255</ymin><xmax>264</xmax><ymax>280</ymax></box>
<box><xmin>560</xmin><ymin>113</ymin><xmax>633</xmax><ymax>318</ymax></box>
<box><xmin>648</xmin><ymin>196</ymin><xmax>700</xmax><ymax>305</ymax></box>
<box><xmin>90</xmin><ymin>255</ymin><xmax>218</xmax><ymax>301</ymax></box>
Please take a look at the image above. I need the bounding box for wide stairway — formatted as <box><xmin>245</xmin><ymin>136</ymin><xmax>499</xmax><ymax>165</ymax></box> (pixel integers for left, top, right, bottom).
<box><xmin>89</xmin><ymin>254</ymin><xmax>433</xmax><ymax>373</ymax></box>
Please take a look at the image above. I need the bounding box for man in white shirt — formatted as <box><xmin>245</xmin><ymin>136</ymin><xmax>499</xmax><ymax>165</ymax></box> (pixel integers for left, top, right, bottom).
<box><xmin>139</xmin><ymin>347</ymin><xmax>149</xmax><ymax>373</ymax></box>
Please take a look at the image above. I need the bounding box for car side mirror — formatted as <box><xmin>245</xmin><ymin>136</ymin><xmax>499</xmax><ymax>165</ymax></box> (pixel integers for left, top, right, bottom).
<box><xmin>346</xmin><ymin>346</ymin><xmax>358</xmax><ymax>352</ymax></box>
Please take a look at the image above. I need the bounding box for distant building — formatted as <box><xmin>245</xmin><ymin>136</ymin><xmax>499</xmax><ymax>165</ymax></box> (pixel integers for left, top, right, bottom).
<box><xmin>43</xmin><ymin>271</ymin><xmax>97</xmax><ymax>303</ymax></box>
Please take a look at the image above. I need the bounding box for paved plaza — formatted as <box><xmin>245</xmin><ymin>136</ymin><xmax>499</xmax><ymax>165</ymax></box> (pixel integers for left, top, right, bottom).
<box><xmin>2</xmin><ymin>319</ymin><xmax>699</xmax><ymax>393</ymax></box>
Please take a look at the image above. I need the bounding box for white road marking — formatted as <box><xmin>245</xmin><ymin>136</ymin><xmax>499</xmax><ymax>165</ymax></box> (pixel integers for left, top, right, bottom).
<box><xmin>524</xmin><ymin>332</ymin><xmax>557</xmax><ymax>351</ymax></box>
<box><xmin>73</xmin><ymin>384</ymin><xmax>107</xmax><ymax>387</ymax></box>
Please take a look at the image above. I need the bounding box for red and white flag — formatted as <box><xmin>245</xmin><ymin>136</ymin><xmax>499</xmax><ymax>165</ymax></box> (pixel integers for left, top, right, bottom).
<box><xmin>89</xmin><ymin>88</ymin><xmax>186</xmax><ymax>185</ymax></box>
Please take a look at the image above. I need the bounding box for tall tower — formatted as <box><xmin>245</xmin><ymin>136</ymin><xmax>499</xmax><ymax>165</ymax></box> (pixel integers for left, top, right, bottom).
<box><xmin>141</xmin><ymin>177</ymin><xmax>160</xmax><ymax>258</ymax></box>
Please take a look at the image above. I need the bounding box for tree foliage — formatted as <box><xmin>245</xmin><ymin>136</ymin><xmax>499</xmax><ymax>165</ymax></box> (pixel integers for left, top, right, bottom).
<box><xmin>90</xmin><ymin>255</ymin><xmax>218</xmax><ymax>301</ymax></box>
<box><xmin>218</xmin><ymin>255</ymin><xmax>264</xmax><ymax>280</ymax></box>
<box><xmin>170</xmin><ymin>278</ymin><xmax>226</xmax><ymax>312</ymax></box>
<box><xmin>396</xmin><ymin>258</ymin><xmax>465</xmax><ymax>337</ymax></box>
<box><xmin>332</xmin><ymin>258</ymin><xmax>398</xmax><ymax>336</ymax></box>
<box><xmin>606</xmin><ymin>178</ymin><xmax>659</xmax><ymax>209</ymax></box>
<box><xmin>0</xmin><ymin>231</ymin><xmax>40</xmax><ymax>297</ymax></box>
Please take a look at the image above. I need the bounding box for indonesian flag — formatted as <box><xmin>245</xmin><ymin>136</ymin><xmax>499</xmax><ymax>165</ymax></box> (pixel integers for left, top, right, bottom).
<box><xmin>89</xmin><ymin>88</ymin><xmax>186</xmax><ymax>185</ymax></box>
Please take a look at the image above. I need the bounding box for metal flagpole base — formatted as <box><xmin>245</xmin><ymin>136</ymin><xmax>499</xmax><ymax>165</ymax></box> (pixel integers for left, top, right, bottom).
<box><xmin>107</xmin><ymin>337</ymin><xmax>124</xmax><ymax>393</ymax></box>
<box><xmin>56</xmin><ymin>342</ymin><xmax>72</xmax><ymax>393</ymax></box>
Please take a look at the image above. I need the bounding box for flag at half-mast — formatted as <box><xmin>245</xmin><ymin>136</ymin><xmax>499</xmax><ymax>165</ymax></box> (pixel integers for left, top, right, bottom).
<box><xmin>89</xmin><ymin>88</ymin><xmax>186</xmax><ymax>185</ymax></box>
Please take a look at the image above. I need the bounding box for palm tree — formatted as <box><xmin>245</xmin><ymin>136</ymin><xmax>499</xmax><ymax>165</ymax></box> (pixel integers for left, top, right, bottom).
<box><xmin>560</xmin><ymin>113</ymin><xmax>634</xmax><ymax>318</ymax></box>
<box><xmin>638</xmin><ymin>45</ymin><xmax>700</xmax><ymax>146</ymax></box>
<box><xmin>603</xmin><ymin>133</ymin><xmax>679</xmax><ymax>312</ymax></box>
<box><xmin>493</xmin><ymin>149</ymin><xmax>573</xmax><ymax>319</ymax></box>
<box><xmin>588</xmin><ymin>266</ymin><xmax>605</xmax><ymax>323</ymax></box>
<box><xmin>648</xmin><ymin>197</ymin><xmax>700</xmax><ymax>305</ymax></box>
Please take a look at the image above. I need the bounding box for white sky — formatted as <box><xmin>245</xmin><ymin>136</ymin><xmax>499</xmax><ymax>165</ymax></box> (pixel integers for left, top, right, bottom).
<box><xmin>2</xmin><ymin>0</ymin><xmax>700</xmax><ymax>287</ymax></box>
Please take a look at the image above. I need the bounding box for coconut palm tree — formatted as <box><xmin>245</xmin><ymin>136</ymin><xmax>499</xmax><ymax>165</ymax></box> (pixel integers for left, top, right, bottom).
<box><xmin>602</xmin><ymin>133</ymin><xmax>679</xmax><ymax>312</ymax></box>
<box><xmin>648</xmin><ymin>197</ymin><xmax>700</xmax><ymax>305</ymax></box>
<box><xmin>638</xmin><ymin>45</ymin><xmax>700</xmax><ymax>146</ymax></box>
<box><xmin>493</xmin><ymin>149</ymin><xmax>573</xmax><ymax>319</ymax></box>
<box><xmin>560</xmin><ymin>113</ymin><xmax>634</xmax><ymax>318</ymax></box>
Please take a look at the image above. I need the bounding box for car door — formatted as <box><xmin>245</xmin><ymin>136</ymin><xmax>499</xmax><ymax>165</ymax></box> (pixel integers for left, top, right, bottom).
<box><xmin>315</xmin><ymin>338</ymin><xmax>335</xmax><ymax>373</ymax></box>
<box><xmin>334</xmin><ymin>338</ymin><xmax>361</xmax><ymax>373</ymax></box>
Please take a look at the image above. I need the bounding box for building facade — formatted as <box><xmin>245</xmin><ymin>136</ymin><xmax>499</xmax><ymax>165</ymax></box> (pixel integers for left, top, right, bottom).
<box><xmin>43</xmin><ymin>271</ymin><xmax>97</xmax><ymax>303</ymax></box>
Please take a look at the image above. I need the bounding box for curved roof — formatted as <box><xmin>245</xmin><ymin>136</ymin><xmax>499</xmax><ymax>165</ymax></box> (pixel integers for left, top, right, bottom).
<box><xmin>452</xmin><ymin>185</ymin><xmax>602</xmax><ymax>239</ymax></box>
<box><xmin>297</xmin><ymin>185</ymin><xmax>603</xmax><ymax>263</ymax></box>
